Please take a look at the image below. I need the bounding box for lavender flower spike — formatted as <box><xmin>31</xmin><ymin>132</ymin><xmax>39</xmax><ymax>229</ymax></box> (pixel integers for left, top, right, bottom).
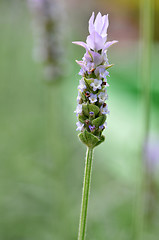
<box><xmin>73</xmin><ymin>12</ymin><xmax>117</xmax><ymax>148</ymax></box>
<box><xmin>28</xmin><ymin>0</ymin><xmax>64</xmax><ymax>81</ymax></box>
<box><xmin>73</xmin><ymin>13</ymin><xmax>117</xmax><ymax>240</ymax></box>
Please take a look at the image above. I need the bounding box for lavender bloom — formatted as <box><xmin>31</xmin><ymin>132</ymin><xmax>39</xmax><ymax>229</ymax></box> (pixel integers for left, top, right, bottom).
<box><xmin>89</xmin><ymin>125</ymin><xmax>96</xmax><ymax>132</ymax></box>
<box><xmin>90</xmin><ymin>79</ymin><xmax>103</xmax><ymax>91</ymax></box>
<box><xmin>95</xmin><ymin>66</ymin><xmax>110</xmax><ymax>80</ymax></box>
<box><xmin>89</xmin><ymin>111</ymin><xmax>94</xmax><ymax>117</ymax></box>
<box><xmin>73</xmin><ymin>12</ymin><xmax>117</xmax><ymax>52</ymax></box>
<box><xmin>98</xmin><ymin>90</ymin><xmax>108</xmax><ymax>103</ymax></box>
<box><xmin>99</xmin><ymin>122</ymin><xmax>108</xmax><ymax>130</ymax></box>
<box><xmin>28</xmin><ymin>0</ymin><xmax>64</xmax><ymax>81</ymax></box>
<box><xmin>89</xmin><ymin>93</ymin><xmax>97</xmax><ymax>103</ymax></box>
<box><xmin>76</xmin><ymin>121</ymin><xmax>84</xmax><ymax>131</ymax></box>
<box><xmin>99</xmin><ymin>124</ymin><xmax>104</xmax><ymax>131</ymax></box>
<box><xmin>73</xmin><ymin>12</ymin><xmax>117</xmax><ymax>147</ymax></box>
<box><xmin>100</xmin><ymin>104</ymin><xmax>110</xmax><ymax>115</ymax></box>
<box><xmin>78</xmin><ymin>78</ymin><xmax>87</xmax><ymax>92</ymax></box>
<box><xmin>77</xmin><ymin>92</ymin><xmax>82</xmax><ymax>103</ymax></box>
<box><xmin>88</xmin><ymin>12</ymin><xmax>108</xmax><ymax>38</ymax></box>
<box><xmin>74</xmin><ymin>104</ymin><xmax>83</xmax><ymax>115</ymax></box>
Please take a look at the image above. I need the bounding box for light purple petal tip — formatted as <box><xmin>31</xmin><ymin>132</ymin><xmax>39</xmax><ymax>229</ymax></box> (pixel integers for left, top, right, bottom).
<box><xmin>94</xmin><ymin>12</ymin><xmax>103</xmax><ymax>34</ymax></box>
<box><xmin>76</xmin><ymin>60</ymin><xmax>86</xmax><ymax>69</ymax></box>
<box><xmin>103</xmin><ymin>40</ymin><xmax>118</xmax><ymax>51</ymax></box>
<box><xmin>88</xmin><ymin>12</ymin><xmax>95</xmax><ymax>34</ymax></box>
<box><xmin>86</xmin><ymin>31</ymin><xmax>105</xmax><ymax>51</ymax></box>
<box><xmin>72</xmin><ymin>41</ymin><xmax>89</xmax><ymax>50</ymax></box>
<box><xmin>91</xmin><ymin>51</ymin><xmax>103</xmax><ymax>65</ymax></box>
<box><xmin>100</xmin><ymin>14</ymin><xmax>109</xmax><ymax>37</ymax></box>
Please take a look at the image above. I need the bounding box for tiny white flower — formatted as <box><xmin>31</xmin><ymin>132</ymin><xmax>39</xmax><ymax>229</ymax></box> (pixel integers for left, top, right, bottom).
<box><xmin>95</xmin><ymin>66</ymin><xmax>109</xmax><ymax>81</ymax></box>
<box><xmin>89</xmin><ymin>93</ymin><xmax>97</xmax><ymax>103</ymax></box>
<box><xmin>102</xmin><ymin>51</ymin><xmax>109</xmax><ymax>65</ymax></box>
<box><xmin>74</xmin><ymin>104</ymin><xmax>83</xmax><ymax>116</ymax></box>
<box><xmin>98</xmin><ymin>90</ymin><xmax>108</xmax><ymax>103</ymax></box>
<box><xmin>86</xmin><ymin>62</ymin><xmax>95</xmax><ymax>74</ymax></box>
<box><xmin>100</xmin><ymin>70</ymin><xmax>109</xmax><ymax>80</ymax></box>
<box><xmin>100</xmin><ymin>105</ymin><xmax>110</xmax><ymax>115</ymax></box>
<box><xmin>90</xmin><ymin>79</ymin><xmax>102</xmax><ymax>91</ymax></box>
<box><xmin>76</xmin><ymin>121</ymin><xmax>84</xmax><ymax>131</ymax></box>
<box><xmin>78</xmin><ymin>78</ymin><xmax>86</xmax><ymax>92</ymax></box>
<box><xmin>77</xmin><ymin>92</ymin><xmax>81</xmax><ymax>103</ymax></box>
<box><xmin>79</xmin><ymin>68</ymin><xmax>85</xmax><ymax>76</ymax></box>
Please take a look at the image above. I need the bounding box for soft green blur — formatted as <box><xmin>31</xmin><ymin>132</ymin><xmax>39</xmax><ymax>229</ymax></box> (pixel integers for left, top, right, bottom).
<box><xmin>0</xmin><ymin>1</ymin><xmax>159</xmax><ymax>240</ymax></box>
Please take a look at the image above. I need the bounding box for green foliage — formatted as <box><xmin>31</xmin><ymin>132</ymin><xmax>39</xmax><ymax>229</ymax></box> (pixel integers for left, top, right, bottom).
<box><xmin>78</xmin><ymin>114</ymin><xmax>87</xmax><ymax>123</ymax></box>
<box><xmin>82</xmin><ymin>104</ymin><xmax>89</xmax><ymax>116</ymax></box>
<box><xmin>88</xmin><ymin>104</ymin><xmax>100</xmax><ymax>116</ymax></box>
<box><xmin>82</xmin><ymin>104</ymin><xmax>100</xmax><ymax>117</ymax></box>
<box><xmin>78</xmin><ymin>130</ymin><xmax>99</xmax><ymax>148</ymax></box>
<box><xmin>92</xmin><ymin>115</ymin><xmax>106</xmax><ymax>127</ymax></box>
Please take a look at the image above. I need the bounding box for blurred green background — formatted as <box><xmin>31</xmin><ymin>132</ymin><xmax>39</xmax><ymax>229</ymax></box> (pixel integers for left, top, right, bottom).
<box><xmin>0</xmin><ymin>0</ymin><xmax>159</xmax><ymax>239</ymax></box>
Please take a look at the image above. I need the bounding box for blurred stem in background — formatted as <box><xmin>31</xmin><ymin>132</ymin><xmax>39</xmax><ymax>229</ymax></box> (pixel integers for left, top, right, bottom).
<box><xmin>78</xmin><ymin>147</ymin><xmax>94</xmax><ymax>240</ymax></box>
<box><xmin>140</xmin><ymin>0</ymin><xmax>154</xmax><ymax>139</ymax></box>
<box><xmin>135</xmin><ymin>0</ymin><xmax>154</xmax><ymax>239</ymax></box>
<box><xmin>28</xmin><ymin>0</ymin><xmax>65</xmax><ymax>82</ymax></box>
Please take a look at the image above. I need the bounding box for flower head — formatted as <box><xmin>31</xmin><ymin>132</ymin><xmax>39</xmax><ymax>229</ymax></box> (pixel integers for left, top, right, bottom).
<box><xmin>88</xmin><ymin>12</ymin><xmax>109</xmax><ymax>38</ymax></box>
<box><xmin>28</xmin><ymin>0</ymin><xmax>64</xmax><ymax>81</ymax></box>
<box><xmin>73</xmin><ymin>12</ymin><xmax>117</xmax><ymax>148</ymax></box>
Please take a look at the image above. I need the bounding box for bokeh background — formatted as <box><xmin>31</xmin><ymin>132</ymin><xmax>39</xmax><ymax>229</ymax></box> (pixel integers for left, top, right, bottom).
<box><xmin>0</xmin><ymin>0</ymin><xmax>159</xmax><ymax>239</ymax></box>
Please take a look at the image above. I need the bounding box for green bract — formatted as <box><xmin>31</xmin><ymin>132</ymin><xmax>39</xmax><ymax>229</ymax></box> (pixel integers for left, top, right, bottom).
<box><xmin>78</xmin><ymin>130</ymin><xmax>105</xmax><ymax>148</ymax></box>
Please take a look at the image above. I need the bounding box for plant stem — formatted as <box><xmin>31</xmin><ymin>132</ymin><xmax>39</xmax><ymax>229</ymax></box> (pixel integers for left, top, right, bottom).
<box><xmin>140</xmin><ymin>0</ymin><xmax>154</xmax><ymax>141</ymax></box>
<box><xmin>78</xmin><ymin>147</ymin><xmax>94</xmax><ymax>240</ymax></box>
<box><xmin>134</xmin><ymin>0</ymin><xmax>154</xmax><ymax>240</ymax></box>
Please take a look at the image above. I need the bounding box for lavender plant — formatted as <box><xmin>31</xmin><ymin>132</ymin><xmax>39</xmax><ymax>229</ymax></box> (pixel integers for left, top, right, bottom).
<box><xmin>73</xmin><ymin>12</ymin><xmax>117</xmax><ymax>240</ymax></box>
<box><xmin>28</xmin><ymin>0</ymin><xmax>64</xmax><ymax>81</ymax></box>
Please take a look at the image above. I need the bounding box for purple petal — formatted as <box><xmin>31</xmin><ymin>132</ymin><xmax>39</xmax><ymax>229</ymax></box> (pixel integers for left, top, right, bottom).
<box><xmin>91</xmin><ymin>51</ymin><xmax>103</xmax><ymax>65</ymax></box>
<box><xmin>103</xmin><ymin>40</ymin><xmax>118</xmax><ymax>51</ymax></box>
<box><xmin>100</xmin><ymin>14</ymin><xmax>109</xmax><ymax>37</ymax></box>
<box><xmin>95</xmin><ymin>65</ymin><xmax>107</xmax><ymax>75</ymax></box>
<box><xmin>88</xmin><ymin>12</ymin><xmax>95</xmax><ymax>34</ymax></box>
<box><xmin>86</xmin><ymin>31</ymin><xmax>105</xmax><ymax>51</ymax></box>
<box><xmin>94</xmin><ymin>12</ymin><xmax>103</xmax><ymax>35</ymax></box>
<box><xmin>83</xmin><ymin>51</ymin><xmax>92</xmax><ymax>62</ymax></box>
<box><xmin>72</xmin><ymin>41</ymin><xmax>89</xmax><ymax>50</ymax></box>
<box><xmin>76</xmin><ymin>60</ymin><xmax>86</xmax><ymax>70</ymax></box>
<box><xmin>84</xmin><ymin>50</ymin><xmax>103</xmax><ymax>66</ymax></box>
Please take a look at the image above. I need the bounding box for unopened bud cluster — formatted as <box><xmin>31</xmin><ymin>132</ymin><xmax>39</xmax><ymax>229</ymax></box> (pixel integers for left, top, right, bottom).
<box><xmin>28</xmin><ymin>0</ymin><xmax>64</xmax><ymax>81</ymax></box>
<box><xmin>73</xmin><ymin>12</ymin><xmax>117</xmax><ymax>148</ymax></box>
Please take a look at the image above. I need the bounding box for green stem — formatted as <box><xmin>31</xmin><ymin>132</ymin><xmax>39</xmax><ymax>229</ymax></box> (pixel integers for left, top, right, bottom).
<box><xmin>140</xmin><ymin>0</ymin><xmax>154</xmax><ymax>140</ymax></box>
<box><xmin>78</xmin><ymin>147</ymin><xmax>94</xmax><ymax>240</ymax></box>
<box><xmin>134</xmin><ymin>0</ymin><xmax>154</xmax><ymax>240</ymax></box>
